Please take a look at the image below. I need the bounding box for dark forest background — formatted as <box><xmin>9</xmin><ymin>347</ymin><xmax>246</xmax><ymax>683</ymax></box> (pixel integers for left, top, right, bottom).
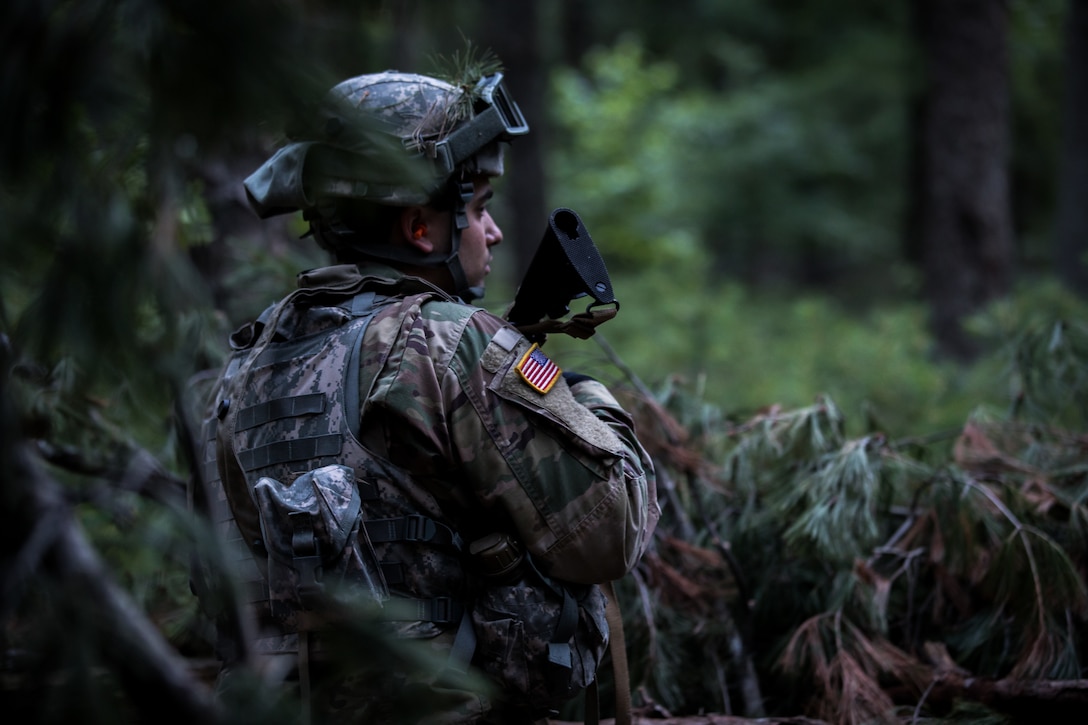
<box><xmin>3</xmin><ymin>1</ymin><xmax>1088</xmax><ymax>723</ymax></box>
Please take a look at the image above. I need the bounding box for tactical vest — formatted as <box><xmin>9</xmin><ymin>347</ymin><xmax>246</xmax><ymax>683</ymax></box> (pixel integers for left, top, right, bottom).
<box><xmin>193</xmin><ymin>276</ymin><xmax>610</xmax><ymax>718</ymax></box>
<box><xmin>198</xmin><ymin>283</ymin><xmax>469</xmax><ymax>658</ymax></box>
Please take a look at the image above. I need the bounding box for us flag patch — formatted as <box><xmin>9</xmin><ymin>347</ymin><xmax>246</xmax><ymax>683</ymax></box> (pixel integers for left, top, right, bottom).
<box><xmin>515</xmin><ymin>343</ymin><xmax>561</xmax><ymax>394</ymax></box>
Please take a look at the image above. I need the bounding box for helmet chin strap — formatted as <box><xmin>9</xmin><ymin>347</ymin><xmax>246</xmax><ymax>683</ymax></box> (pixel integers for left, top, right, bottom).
<box><xmin>446</xmin><ymin>179</ymin><xmax>485</xmax><ymax>303</ymax></box>
<box><xmin>309</xmin><ymin>177</ymin><xmax>485</xmax><ymax>302</ymax></box>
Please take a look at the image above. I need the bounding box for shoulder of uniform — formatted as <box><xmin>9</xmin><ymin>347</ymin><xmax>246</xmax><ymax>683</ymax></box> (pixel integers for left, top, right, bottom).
<box><xmin>418</xmin><ymin>296</ymin><xmax>477</xmax><ymax>322</ymax></box>
<box><xmin>416</xmin><ymin>299</ymin><xmax>519</xmax><ymax>343</ymax></box>
<box><xmin>419</xmin><ymin>304</ymin><xmax>521</xmax><ymax>372</ymax></box>
<box><xmin>459</xmin><ymin>307</ymin><xmax>517</xmax><ymax>347</ymax></box>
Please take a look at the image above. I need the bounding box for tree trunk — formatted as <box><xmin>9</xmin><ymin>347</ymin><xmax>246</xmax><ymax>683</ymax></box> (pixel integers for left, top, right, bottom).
<box><xmin>1055</xmin><ymin>0</ymin><xmax>1088</xmax><ymax>297</ymax></box>
<box><xmin>559</xmin><ymin>0</ymin><xmax>598</xmax><ymax>68</ymax></box>
<box><xmin>911</xmin><ymin>0</ymin><xmax>1014</xmax><ymax>361</ymax></box>
<box><xmin>479</xmin><ymin>0</ymin><xmax>549</xmax><ymax>285</ymax></box>
<box><xmin>387</xmin><ymin>0</ymin><xmax>425</xmax><ymax>71</ymax></box>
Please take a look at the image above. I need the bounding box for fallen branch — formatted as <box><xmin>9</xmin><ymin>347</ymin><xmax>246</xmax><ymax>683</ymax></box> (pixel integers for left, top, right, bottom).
<box><xmin>4</xmin><ymin>440</ymin><xmax>223</xmax><ymax>725</ymax></box>
<box><xmin>551</xmin><ymin>717</ymin><xmax>827</xmax><ymax>725</ymax></box>
<box><xmin>890</xmin><ymin>673</ymin><xmax>1088</xmax><ymax>721</ymax></box>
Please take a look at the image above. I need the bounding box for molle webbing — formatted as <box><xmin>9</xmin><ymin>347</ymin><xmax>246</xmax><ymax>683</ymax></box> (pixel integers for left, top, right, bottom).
<box><xmin>364</xmin><ymin>514</ymin><xmax>464</xmax><ymax>550</ymax></box>
<box><xmin>211</xmin><ymin>288</ymin><xmax>385</xmax><ymax>638</ymax></box>
<box><xmin>224</xmin><ymin>290</ymin><xmax>380</xmax><ymax>489</ymax></box>
<box><xmin>235</xmin><ymin>394</ymin><xmax>327</xmax><ymax>430</ymax></box>
<box><xmin>402</xmin><ymin>597</ymin><xmax>462</xmax><ymax>625</ymax></box>
<box><xmin>217</xmin><ymin>286</ymin><xmax>471</xmax><ymax>637</ymax></box>
<box><xmin>237</xmin><ymin>434</ymin><xmax>342</xmax><ymax>472</ymax></box>
<box><xmin>366</xmin><ymin>515</ymin><xmax>464</xmax><ymax>587</ymax></box>
<box><xmin>202</xmin><ymin>418</ymin><xmax>221</xmax><ymax>486</ymax></box>
<box><xmin>194</xmin><ymin>413</ymin><xmax>270</xmax><ymax>663</ymax></box>
<box><xmin>234</xmin><ymin>393</ymin><xmax>338</xmax><ymax>470</ymax></box>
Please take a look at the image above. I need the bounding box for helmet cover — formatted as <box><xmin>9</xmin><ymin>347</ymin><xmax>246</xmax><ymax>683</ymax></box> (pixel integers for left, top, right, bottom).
<box><xmin>244</xmin><ymin>71</ymin><xmax>528</xmax><ymax>217</ymax></box>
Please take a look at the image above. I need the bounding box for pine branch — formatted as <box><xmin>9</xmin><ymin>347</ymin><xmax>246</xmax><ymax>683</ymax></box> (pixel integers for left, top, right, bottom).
<box><xmin>5</xmin><ymin>441</ymin><xmax>223</xmax><ymax>724</ymax></box>
<box><xmin>35</xmin><ymin>437</ymin><xmax>187</xmax><ymax>508</ymax></box>
<box><xmin>599</xmin><ymin>332</ymin><xmax>1088</xmax><ymax>720</ymax></box>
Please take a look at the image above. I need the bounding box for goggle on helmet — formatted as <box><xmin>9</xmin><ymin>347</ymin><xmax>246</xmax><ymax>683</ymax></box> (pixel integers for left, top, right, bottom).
<box><xmin>243</xmin><ymin>71</ymin><xmax>529</xmax><ymax>218</ymax></box>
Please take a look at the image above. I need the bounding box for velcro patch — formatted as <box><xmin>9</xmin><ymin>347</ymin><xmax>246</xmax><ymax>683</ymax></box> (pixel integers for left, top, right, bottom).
<box><xmin>515</xmin><ymin>343</ymin><xmax>561</xmax><ymax>394</ymax></box>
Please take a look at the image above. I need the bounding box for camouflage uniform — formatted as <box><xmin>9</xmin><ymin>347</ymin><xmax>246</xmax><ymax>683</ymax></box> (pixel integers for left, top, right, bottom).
<box><xmin>350</xmin><ymin>263</ymin><xmax>657</xmax><ymax>581</ymax></box>
<box><xmin>200</xmin><ymin>64</ymin><xmax>659</xmax><ymax>724</ymax></box>
<box><xmin>206</xmin><ymin>259</ymin><xmax>658</xmax><ymax>723</ymax></box>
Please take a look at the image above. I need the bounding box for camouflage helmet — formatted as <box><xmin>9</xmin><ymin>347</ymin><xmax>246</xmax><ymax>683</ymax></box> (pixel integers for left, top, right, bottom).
<box><xmin>243</xmin><ymin>71</ymin><xmax>529</xmax><ymax>217</ymax></box>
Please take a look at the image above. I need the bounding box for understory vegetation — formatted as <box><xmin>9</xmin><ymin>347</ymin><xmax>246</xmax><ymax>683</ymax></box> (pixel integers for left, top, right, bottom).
<box><xmin>602</xmin><ymin>313</ymin><xmax>1088</xmax><ymax>722</ymax></box>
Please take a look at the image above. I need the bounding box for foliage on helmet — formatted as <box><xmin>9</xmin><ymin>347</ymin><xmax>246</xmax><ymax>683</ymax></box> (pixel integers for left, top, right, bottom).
<box><xmin>425</xmin><ymin>40</ymin><xmax>505</xmax><ymax>128</ymax></box>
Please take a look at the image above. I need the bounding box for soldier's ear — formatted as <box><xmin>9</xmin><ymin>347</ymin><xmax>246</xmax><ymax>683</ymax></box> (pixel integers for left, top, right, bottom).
<box><xmin>401</xmin><ymin>207</ymin><xmax>434</xmax><ymax>253</ymax></box>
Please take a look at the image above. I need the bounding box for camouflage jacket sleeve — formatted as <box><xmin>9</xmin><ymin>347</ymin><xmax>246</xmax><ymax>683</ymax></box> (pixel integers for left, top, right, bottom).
<box><xmin>363</xmin><ymin>295</ymin><xmax>659</xmax><ymax>585</ymax></box>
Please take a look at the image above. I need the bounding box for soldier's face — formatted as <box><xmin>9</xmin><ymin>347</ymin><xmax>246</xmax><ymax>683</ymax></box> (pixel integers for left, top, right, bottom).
<box><xmin>455</xmin><ymin>177</ymin><xmax>503</xmax><ymax>290</ymax></box>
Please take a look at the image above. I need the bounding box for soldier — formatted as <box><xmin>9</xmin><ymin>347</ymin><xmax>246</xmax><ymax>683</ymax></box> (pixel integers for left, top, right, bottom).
<box><xmin>199</xmin><ymin>66</ymin><xmax>659</xmax><ymax>724</ymax></box>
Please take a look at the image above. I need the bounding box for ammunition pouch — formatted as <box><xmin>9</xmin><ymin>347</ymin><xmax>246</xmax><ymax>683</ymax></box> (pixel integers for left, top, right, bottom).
<box><xmin>469</xmin><ymin>533</ymin><xmax>609</xmax><ymax>715</ymax></box>
<box><xmin>254</xmin><ymin>464</ymin><xmax>388</xmax><ymax>630</ymax></box>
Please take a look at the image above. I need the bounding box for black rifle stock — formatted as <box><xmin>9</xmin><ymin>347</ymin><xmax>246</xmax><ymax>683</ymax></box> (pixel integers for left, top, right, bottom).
<box><xmin>505</xmin><ymin>208</ymin><xmax>618</xmax><ymax>344</ymax></box>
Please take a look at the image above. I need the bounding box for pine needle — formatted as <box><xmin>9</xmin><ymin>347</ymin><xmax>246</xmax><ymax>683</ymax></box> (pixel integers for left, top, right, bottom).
<box><xmin>426</xmin><ymin>36</ymin><xmax>504</xmax><ymax>121</ymax></box>
<box><xmin>826</xmin><ymin>650</ymin><xmax>895</xmax><ymax>725</ymax></box>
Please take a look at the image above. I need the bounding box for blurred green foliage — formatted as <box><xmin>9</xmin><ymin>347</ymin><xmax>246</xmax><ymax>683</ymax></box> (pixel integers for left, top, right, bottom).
<box><xmin>536</xmin><ymin>272</ymin><xmax>1088</xmax><ymax>441</ymax></box>
<box><xmin>525</xmin><ymin>12</ymin><xmax>1082</xmax><ymax>441</ymax></box>
<box><xmin>549</xmin><ymin>34</ymin><xmax>911</xmax><ymax>292</ymax></box>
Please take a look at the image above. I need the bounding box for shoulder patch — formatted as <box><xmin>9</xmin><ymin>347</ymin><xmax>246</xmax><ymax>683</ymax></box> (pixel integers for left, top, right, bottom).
<box><xmin>490</xmin><ymin>325</ymin><xmax>520</xmax><ymax>352</ymax></box>
<box><xmin>515</xmin><ymin>343</ymin><xmax>562</xmax><ymax>394</ymax></box>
